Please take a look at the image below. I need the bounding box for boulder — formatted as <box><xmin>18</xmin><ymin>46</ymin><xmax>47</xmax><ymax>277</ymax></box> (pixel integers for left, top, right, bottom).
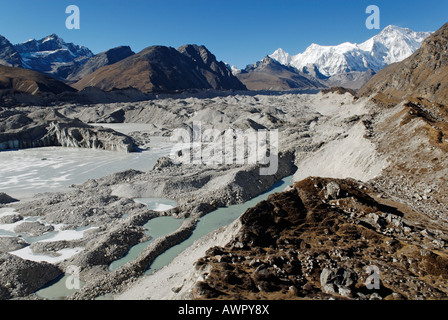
<box><xmin>320</xmin><ymin>266</ymin><xmax>358</xmax><ymax>297</ymax></box>
<box><xmin>14</xmin><ymin>221</ymin><xmax>54</xmax><ymax>237</ymax></box>
<box><xmin>0</xmin><ymin>214</ymin><xmax>22</xmax><ymax>224</ymax></box>
<box><xmin>0</xmin><ymin>193</ymin><xmax>18</xmax><ymax>204</ymax></box>
<box><xmin>0</xmin><ymin>237</ymin><xmax>28</xmax><ymax>253</ymax></box>
<box><xmin>325</xmin><ymin>181</ymin><xmax>341</xmax><ymax>200</ymax></box>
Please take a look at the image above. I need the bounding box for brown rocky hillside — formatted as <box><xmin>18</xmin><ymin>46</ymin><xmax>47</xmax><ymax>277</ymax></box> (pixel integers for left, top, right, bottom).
<box><xmin>193</xmin><ymin>177</ymin><xmax>448</xmax><ymax>300</ymax></box>
<box><xmin>0</xmin><ymin>65</ymin><xmax>76</xmax><ymax>96</ymax></box>
<box><xmin>74</xmin><ymin>45</ymin><xmax>246</xmax><ymax>93</ymax></box>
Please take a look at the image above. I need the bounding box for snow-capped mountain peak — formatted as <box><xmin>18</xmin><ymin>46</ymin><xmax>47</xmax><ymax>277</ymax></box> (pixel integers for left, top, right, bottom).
<box><xmin>14</xmin><ymin>34</ymin><xmax>93</xmax><ymax>77</ymax></box>
<box><xmin>359</xmin><ymin>25</ymin><xmax>432</xmax><ymax>64</ymax></box>
<box><xmin>269</xmin><ymin>25</ymin><xmax>432</xmax><ymax>77</ymax></box>
<box><xmin>15</xmin><ymin>34</ymin><xmax>92</xmax><ymax>58</ymax></box>
<box><xmin>270</xmin><ymin>48</ymin><xmax>292</xmax><ymax>65</ymax></box>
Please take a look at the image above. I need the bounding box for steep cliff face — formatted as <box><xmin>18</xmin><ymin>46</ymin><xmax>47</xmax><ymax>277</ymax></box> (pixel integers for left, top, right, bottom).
<box><xmin>193</xmin><ymin>177</ymin><xmax>448</xmax><ymax>300</ymax></box>
<box><xmin>0</xmin><ymin>35</ymin><xmax>22</xmax><ymax>68</ymax></box>
<box><xmin>177</xmin><ymin>44</ymin><xmax>247</xmax><ymax>91</ymax></box>
<box><xmin>0</xmin><ymin>108</ymin><xmax>136</xmax><ymax>152</ymax></box>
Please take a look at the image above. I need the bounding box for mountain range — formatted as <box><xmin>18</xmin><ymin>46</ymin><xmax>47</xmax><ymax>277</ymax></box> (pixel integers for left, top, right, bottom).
<box><xmin>0</xmin><ymin>24</ymin><xmax>435</xmax><ymax>98</ymax></box>
<box><xmin>14</xmin><ymin>34</ymin><xmax>94</xmax><ymax>81</ymax></box>
<box><xmin>73</xmin><ymin>44</ymin><xmax>246</xmax><ymax>93</ymax></box>
<box><xmin>229</xmin><ymin>25</ymin><xmax>432</xmax><ymax>91</ymax></box>
<box><xmin>0</xmin><ymin>35</ymin><xmax>246</xmax><ymax>98</ymax></box>
<box><xmin>270</xmin><ymin>25</ymin><xmax>432</xmax><ymax>77</ymax></box>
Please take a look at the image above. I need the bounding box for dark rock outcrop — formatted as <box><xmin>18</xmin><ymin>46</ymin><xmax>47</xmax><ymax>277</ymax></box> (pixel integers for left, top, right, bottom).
<box><xmin>0</xmin><ymin>193</ymin><xmax>19</xmax><ymax>204</ymax></box>
<box><xmin>0</xmin><ymin>35</ymin><xmax>22</xmax><ymax>68</ymax></box>
<box><xmin>177</xmin><ymin>44</ymin><xmax>246</xmax><ymax>91</ymax></box>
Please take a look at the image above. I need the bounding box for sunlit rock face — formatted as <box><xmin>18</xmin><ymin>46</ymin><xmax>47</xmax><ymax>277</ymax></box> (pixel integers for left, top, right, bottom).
<box><xmin>0</xmin><ymin>108</ymin><xmax>136</xmax><ymax>152</ymax></box>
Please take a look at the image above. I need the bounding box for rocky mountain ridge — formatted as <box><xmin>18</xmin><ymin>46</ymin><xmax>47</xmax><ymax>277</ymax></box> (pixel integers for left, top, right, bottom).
<box><xmin>14</xmin><ymin>34</ymin><xmax>94</xmax><ymax>81</ymax></box>
<box><xmin>235</xmin><ymin>56</ymin><xmax>324</xmax><ymax>91</ymax></box>
<box><xmin>0</xmin><ymin>35</ymin><xmax>22</xmax><ymax>68</ymax></box>
<box><xmin>74</xmin><ymin>44</ymin><xmax>247</xmax><ymax>93</ymax></box>
<box><xmin>0</xmin><ymin>65</ymin><xmax>76</xmax><ymax>96</ymax></box>
<box><xmin>66</xmin><ymin>46</ymin><xmax>135</xmax><ymax>83</ymax></box>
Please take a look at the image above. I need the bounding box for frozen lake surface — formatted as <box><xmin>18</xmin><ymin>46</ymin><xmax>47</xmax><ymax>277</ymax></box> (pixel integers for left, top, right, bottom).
<box><xmin>0</xmin><ymin>129</ymin><xmax>173</xmax><ymax>199</ymax></box>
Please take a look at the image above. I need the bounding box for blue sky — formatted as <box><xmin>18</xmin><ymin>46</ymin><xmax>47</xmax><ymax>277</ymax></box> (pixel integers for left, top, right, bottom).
<box><xmin>0</xmin><ymin>0</ymin><xmax>447</xmax><ymax>68</ymax></box>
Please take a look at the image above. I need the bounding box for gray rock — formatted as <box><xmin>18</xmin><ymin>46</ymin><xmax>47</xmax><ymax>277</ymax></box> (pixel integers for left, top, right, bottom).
<box><xmin>322</xmin><ymin>283</ymin><xmax>337</xmax><ymax>294</ymax></box>
<box><xmin>0</xmin><ymin>214</ymin><xmax>22</xmax><ymax>224</ymax></box>
<box><xmin>0</xmin><ymin>237</ymin><xmax>28</xmax><ymax>253</ymax></box>
<box><xmin>153</xmin><ymin>156</ymin><xmax>178</xmax><ymax>170</ymax></box>
<box><xmin>369</xmin><ymin>292</ymin><xmax>383</xmax><ymax>300</ymax></box>
<box><xmin>325</xmin><ymin>182</ymin><xmax>341</xmax><ymax>200</ymax></box>
<box><xmin>0</xmin><ymin>253</ymin><xmax>61</xmax><ymax>299</ymax></box>
<box><xmin>14</xmin><ymin>221</ymin><xmax>54</xmax><ymax>237</ymax></box>
<box><xmin>320</xmin><ymin>266</ymin><xmax>358</xmax><ymax>296</ymax></box>
<box><xmin>337</xmin><ymin>286</ymin><xmax>353</xmax><ymax>297</ymax></box>
<box><xmin>0</xmin><ymin>108</ymin><xmax>136</xmax><ymax>153</ymax></box>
